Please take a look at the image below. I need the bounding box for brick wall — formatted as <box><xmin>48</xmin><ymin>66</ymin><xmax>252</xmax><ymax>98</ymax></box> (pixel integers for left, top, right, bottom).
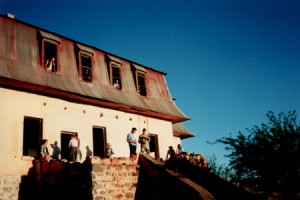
<box><xmin>0</xmin><ymin>175</ymin><xmax>21</xmax><ymax>200</ymax></box>
<box><xmin>91</xmin><ymin>158</ymin><xmax>139</xmax><ymax>200</ymax></box>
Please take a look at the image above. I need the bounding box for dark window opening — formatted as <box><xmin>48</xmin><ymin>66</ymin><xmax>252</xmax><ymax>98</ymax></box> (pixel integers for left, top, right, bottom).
<box><xmin>138</xmin><ymin>73</ymin><xmax>147</xmax><ymax>96</ymax></box>
<box><xmin>81</xmin><ymin>54</ymin><xmax>92</xmax><ymax>82</ymax></box>
<box><xmin>112</xmin><ymin>66</ymin><xmax>121</xmax><ymax>90</ymax></box>
<box><xmin>23</xmin><ymin>117</ymin><xmax>43</xmax><ymax>157</ymax></box>
<box><xmin>44</xmin><ymin>41</ymin><xmax>57</xmax><ymax>72</ymax></box>
<box><xmin>149</xmin><ymin>134</ymin><xmax>159</xmax><ymax>159</ymax></box>
<box><xmin>93</xmin><ymin>127</ymin><xmax>106</xmax><ymax>158</ymax></box>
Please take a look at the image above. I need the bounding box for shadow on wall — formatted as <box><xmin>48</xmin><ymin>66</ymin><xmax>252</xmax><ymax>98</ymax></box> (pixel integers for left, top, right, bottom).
<box><xmin>18</xmin><ymin>159</ymin><xmax>93</xmax><ymax>200</ymax></box>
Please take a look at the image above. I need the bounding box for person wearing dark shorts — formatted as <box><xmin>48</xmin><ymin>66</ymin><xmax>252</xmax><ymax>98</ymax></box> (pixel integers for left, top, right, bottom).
<box><xmin>127</xmin><ymin>127</ymin><xmax>137</xmax><ymax>158</ymax></box>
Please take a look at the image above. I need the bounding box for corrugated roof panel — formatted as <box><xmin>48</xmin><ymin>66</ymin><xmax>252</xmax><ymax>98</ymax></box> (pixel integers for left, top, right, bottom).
<box><xmin>132</xmin><ymin>63</ymin><xmax>147</xmax><ymax>73</ymax></box>
<box><xmin>76</xmin><ymin>43</ymin><xmax>94</xmax><ymax>55</ymax></box>
<box><xmin>7</xmin><ymin>60</ymin><xmax>44</xmax><ymax>85</ymax></box>
<box><xmin>59</xmin><ymin>76</ymin><xmax>86</xmax><ymax>95</ymax></box>
<box><xmin>0</xmin><ymin>59</ymin><xmax>12</xmax><ymax>79</ymax></box>
<box><xmin>106</xmin><ymin>54</ymin><xmax>122</xmax><ymax>64</ymax></box>
<box><xmin>39</xmin><ymin>30</ymin><xmax>61</xmax><ymax>43</ymax></box>
<box><xmin>173</xmin><ymin>123</ymin><xmax>194</xmax><ymax>139</ymax></box>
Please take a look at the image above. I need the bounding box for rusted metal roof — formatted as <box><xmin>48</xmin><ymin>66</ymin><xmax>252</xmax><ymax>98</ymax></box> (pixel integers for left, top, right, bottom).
<box><xmin>0</xmin><ymin>15</ymin><xmax>190</xmax><ymax>123</ymax></box>
<box><xmin>39</xmin><ymin>30</ymin><xmax>61</xmax><ymax>43</ymax></box>
<box><xmin>132</xmin><ymin>63</ymin><xmax>147</xmax><ymax>73</ymax></box>
<box><xmin>173</xmin><ymin>123</ymin><xmax>194</xmax><ymax>139</ymax></box>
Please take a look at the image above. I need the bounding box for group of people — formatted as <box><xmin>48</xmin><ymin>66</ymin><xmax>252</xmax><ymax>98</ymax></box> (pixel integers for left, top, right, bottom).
<box><xmin>40</xmin><ymin>133</ymin><xmax>80</xmax><ymax>162</ymax></box>
<box><xmin>165</xmin><ymin>145</ymin><xmax>209</xmax><ymax>169</ymax></box>
<box><xmin>126</xmin><ymin>127</ymin><xmax>151</xmax><ymax>158</ymax></box>
<box><xmin>39</xmin><ymin>127</ymin><xmax>151</xmax><ymax>162</ymax></box>
<box><xmin>40</xmin><ymin>128</ymin><xmax>201</xmax><ymax>165</ymax></box>
<box><xmin>165</xmin><ymin>144</ymin><xmax>184</xmax><ymax>160</ymax></box>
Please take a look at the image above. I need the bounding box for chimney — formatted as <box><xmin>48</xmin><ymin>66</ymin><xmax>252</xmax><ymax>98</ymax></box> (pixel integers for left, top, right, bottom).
<box><xmin>6</xmin><ymin>13</ymin><xmax>15</xmax><ymax>19</ymax></box>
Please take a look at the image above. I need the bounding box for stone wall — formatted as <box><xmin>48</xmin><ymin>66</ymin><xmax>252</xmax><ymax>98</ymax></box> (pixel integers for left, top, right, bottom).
<box><xmin>0</xmin><ymin>175</ymin><xmax>21</xmax><ymax>200</ymax></box>
<box><xmin>91</xmin><ymin>158</ymin><xmax>139</xmax><ymax>200</ymax></box>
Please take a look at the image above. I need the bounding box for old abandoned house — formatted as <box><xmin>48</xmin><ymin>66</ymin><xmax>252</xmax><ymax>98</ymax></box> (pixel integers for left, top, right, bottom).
<box><xmin>0</xmin><ymin>14</ymin><xmax>195</xmax><ymax>198</ymax></box>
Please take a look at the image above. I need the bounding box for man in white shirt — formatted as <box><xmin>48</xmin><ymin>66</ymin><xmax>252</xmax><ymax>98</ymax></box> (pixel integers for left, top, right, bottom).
<box><xmin>69</xmin><ymin>133</ymin><xmax>78</xmax><ymax>162</ymax></box>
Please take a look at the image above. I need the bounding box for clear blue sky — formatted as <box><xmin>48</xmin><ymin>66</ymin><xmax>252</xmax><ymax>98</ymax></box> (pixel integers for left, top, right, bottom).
<box><xmin>1</xmin><ymin>0</ymin><xmax>299</xmax><ymax>164</ymax></box>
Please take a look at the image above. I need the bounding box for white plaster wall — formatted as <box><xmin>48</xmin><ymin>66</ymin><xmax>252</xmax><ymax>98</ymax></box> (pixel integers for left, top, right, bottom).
<box><xmin>0</xmin><ymin>87</ymin><xmax>179</xmax><ymax>175</ymax></box>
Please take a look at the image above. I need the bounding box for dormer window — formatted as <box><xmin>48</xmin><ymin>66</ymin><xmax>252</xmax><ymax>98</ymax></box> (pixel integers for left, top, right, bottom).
<box><xmin>112</xmin><ymin>65</ymin><xmax>122</xmax><ymax>90</ymax></box>
<box><xmin>75</xmin><ymin>43</ymin><xmax>94</xmax><ymax>82</ymax></box>
<box><xmin>132</xmin><ymin>64</ymin><xmax>147</xmax><ymax>96</ymax></box>
<box><xmin>137</xmin><ymin>72</ymin><xmax>147</xmax><ymax>96</ymax></box>
<box><xmin>38</xmin><ymin>30</ymin><xmax>60</xmax><ymax>73</ymax></box>
<box><xmin>106</xmin><ymin>55</ymin><xmax>122</xmax><ymax>90</ymax></box>
<box><xmin>81</xmin><ymin>53</ymin><xmax>92</xmax><ymax>82</ymax></box>
<box><xmin>44</xmin><ymin>41</ymin><xmax>57</xmax><ymax>72</ymax></box>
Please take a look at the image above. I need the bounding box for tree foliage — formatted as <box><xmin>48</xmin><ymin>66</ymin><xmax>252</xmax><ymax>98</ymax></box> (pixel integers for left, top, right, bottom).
<box><xmin>217</xmin><ymin>111</ymin><xmax>300</xmax><ymax>199</ymax></box>
<box><xmin>207</xmin><ymin>154</ymin><xmax>238</xmax><ymax>184</ymax></box>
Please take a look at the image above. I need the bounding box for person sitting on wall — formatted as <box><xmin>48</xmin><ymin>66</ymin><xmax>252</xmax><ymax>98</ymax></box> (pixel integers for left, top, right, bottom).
<box><xmin>106</xmin><ymin>143</ymin><xmax>115</xmax><ymax>159</ymax></box>
<box><xmin>199</xmin><ymin>154</ymin><xmax>208</xmax><ymax>168</ymax></box>
<box><xmin>166</xmin><ymin>146</ymin><xmax>176</xmax><ymax>160</ymax></box>
<box><xmin>40</xmin><ymin>139</ymin><xmax>51</xmax><ymax>162</ymax></box>
<box><xmin>165</xmin><ymin>146</ymin><xmax>177</xmax><ymax>170</ymax></box>
<box><xmin>176</xmin><ymin>144</ymin><xmax>185</xmax><ymax>158</ymax></box>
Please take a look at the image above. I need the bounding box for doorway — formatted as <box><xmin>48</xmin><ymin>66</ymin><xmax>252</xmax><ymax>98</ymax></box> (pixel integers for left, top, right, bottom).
<box><xmin>93</xmin><ymin>127</ymin><xmax>107</xmax><ymax>158</ymax></box>
<box><xmin>149</xmin><ymin>134</ymin><xmax>159</xmax><ymax>159</ymax></box>
<box><xmin>23</xmin><ymin>117</ymin><xmax>43</xmax><ymax>157</ymax></box>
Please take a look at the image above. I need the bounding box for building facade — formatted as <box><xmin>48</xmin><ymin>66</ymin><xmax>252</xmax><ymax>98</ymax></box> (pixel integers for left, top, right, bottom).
<box><xmin>0</xmin><ymin>14</ymin><xmax>193</xmax><ymax>176</ymax></box>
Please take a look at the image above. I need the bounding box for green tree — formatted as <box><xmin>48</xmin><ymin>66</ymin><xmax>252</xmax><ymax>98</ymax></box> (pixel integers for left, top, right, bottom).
<box><xmin>207</xmin><ymin>154</ymin><xmax>237</xmax><ymax>184</ymax></box>
<box><xmin>217</xmin><ymin>111</ymin><xmax>300</xmax><ymax>199</ymax></box>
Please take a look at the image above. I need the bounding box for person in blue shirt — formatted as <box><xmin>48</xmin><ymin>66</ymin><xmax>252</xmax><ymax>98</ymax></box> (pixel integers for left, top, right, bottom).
<box><xmin>127</xmin><ymin>127</ymin><xmax>137</xmax><ymax>158</ymax></box>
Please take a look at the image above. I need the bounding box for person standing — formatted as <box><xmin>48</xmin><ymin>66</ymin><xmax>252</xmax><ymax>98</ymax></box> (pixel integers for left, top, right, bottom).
<box><xmin>127</xmin><ymin>127</ymin><xmax>137</xmax><ymax>158</ymax></box>
<box><xmin>69</xmin><ymin>133</ymin><xmax>79</xmax><ymax>162</ymax></box>
<box><xmin>40</xmin><ymin>139</ymin><xmax>50</xmax><ymax>162</ymax></box>
<box><xmin>138</xmin><ymin>128</ymin><xmax>151</xmax><ymax>154</ymax></box>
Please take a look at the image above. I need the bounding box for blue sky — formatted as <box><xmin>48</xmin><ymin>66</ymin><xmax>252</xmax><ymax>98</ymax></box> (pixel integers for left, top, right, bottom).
<box><xmin>1</xmin><ymin>0</ymin><xmax>299</xmax><ymax>164</ymax></box>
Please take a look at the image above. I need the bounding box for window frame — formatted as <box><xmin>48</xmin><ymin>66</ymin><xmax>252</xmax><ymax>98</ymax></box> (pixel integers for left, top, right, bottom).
<box><xmin>75</xmin><ymin>43</ymin><xmax>94</xmax><ymax>83</ymax></box>
<box><xmin>136</xmin><ymin>71</ymin><xmax>147</xmax><ymax>96</ymax></box>
<box><xmin>38</xmin><ymin>30</ymin><xmax>60</xmax><ymax>73</ymax></box>
<box><xmin>110</xmin><ymin>62</ymin><xmax>122</xmax><ymax>90</ymax></box>
<box><xmin>42</xmin><ymin>39</ymin><xmax>59</xmax><ymax>73</ymax></box>
<box><xmin>78</xmin><ymin>50</ymin><xmax>93</xmax><ymax>82</ymax></box>
<box><xmin>23</xmin><ymin>116</ymin><xmax>43</xmax><ymax>157</ymax></box>
<box><xmin>131</xmin><ymin>64</ymin><xmax>147</xmax><ymax>96</ymax></box>
<box><xmin>106</xmin><ymin>55</ymin><xmax>123</xmax><ymax>90</ymax></box>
